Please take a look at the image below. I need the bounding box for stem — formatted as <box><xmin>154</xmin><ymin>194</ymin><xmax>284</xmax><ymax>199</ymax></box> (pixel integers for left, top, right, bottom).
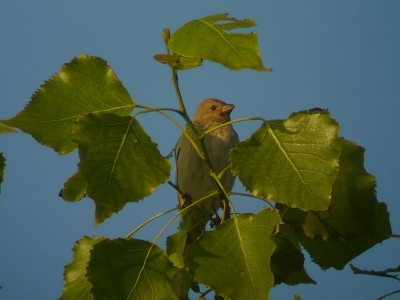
<box><xmin>134</xmin><ymin>104</ymin><xmax>183</xmax><ymax>115</ymax></box>
<box><xmin>167</xmin><ymin>180</ymin><xmax>184</xmax><ymax>196</ymax></box>
<box><xmin>132</xmin><ymin>104</ymin><xmax>204</xmax><ymax>159</ymax></box>
<box><xmin>202</xmin><ymin>116</ymin><xmax>267</xmax><ymax>137</ymax></box>
<box><xmin>125</xmin><ymin>190</ymin><xmax>219</xmax><ymax>240</ymax></box>
<box><xmin>199</xmin><ymin>288</ymin><xmax>212</xmax><ymax>298</ymax></box>
<box><xmin>132</xmin><ymin>104</ymin><xmax>185</xmax><ymax>132</ymax></box>
<box><xmin>125</xmin><ymin>206</ymin><xmax>179</xmax><ymax>239</ymax></box>
<box><xmin>171</xmin><ymin>68</ymin><xmax>197</xmax><ymax>134</ymax></box>
<box><xmin>172</xmin><ymin>69</ymin><xmax>186</xmax><ymax>112</ymax></box>
<box><xmin>209</xmin><ymin>170</ymin><xmax>234</xmax><ymax>222</ymax></box>
<box><xmin>218</xmin><ymin>165</ymin><xmax>232</xmax><ymax>180</ymax></box>
<box><xmin>170</xmin><ymin>68</ymin><xmax>228</xmax><ymax>207</ymax></box>
<box><xmin>229</xmin><ymin>192</ymin><xmax>276</xmax><ymax>209</ymax></box>
<box><xmin>377</xmin><ymin>290</ymin><xmax>400</xmax><ymax>300</ymax></box>
<box><xmin>170</xmin><ymin>69</ymin><xmax>208</xmax><ymax>161</ymax></box>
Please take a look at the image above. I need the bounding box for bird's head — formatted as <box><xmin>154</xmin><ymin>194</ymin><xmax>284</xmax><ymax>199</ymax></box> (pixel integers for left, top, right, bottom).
<box><xmin>193</xmin><ymin>98</ymin><xmax>235</xmax><ymax>126</ymax></box>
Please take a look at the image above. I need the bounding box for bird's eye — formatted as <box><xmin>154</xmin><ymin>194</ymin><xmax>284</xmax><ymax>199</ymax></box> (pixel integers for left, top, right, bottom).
<box><xmin>210</xmin><ymin>105</ymin><xmax>216</xmax><ymax>110</ymax></box>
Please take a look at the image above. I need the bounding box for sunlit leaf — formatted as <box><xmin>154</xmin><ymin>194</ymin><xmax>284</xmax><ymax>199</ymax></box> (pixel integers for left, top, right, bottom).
<box><xmin>2</xmin><ymin>55</ymin><xmax>134</xmax><ymax>154</ymax></box>
<box><xmin>0</xmin><ymin>123</ymin><xmax>17</xmax><ymax>134</ymax></box>
<box><xmin>60</xmin><ymin>236</ymin><xmax>106</xmax><ymax>300</ymax></box>
<box><xmin>168</xmin><ymin>13</ymin><xmax>271</xmax><ymax>71</ymax></box>
<box><xmin>277</xmin><ymin>139</ymin><xmax>392</xmax><ymax>241</ymax></box>
<box><xmin>60</xmin><ymin>171</ymin><xmax>87</xmax><ymax>202</ymax></box>
<box><xmin>72</xmin><ymin>112</ymin><xmax>170</xmax><ymax>225</ymax></box>
<box><xmin>231</xmin><ymin>109</ymin><xmax>342</xmax><ymax>211</ymax></box>
<box><xmin>154</xmin><ymin>54</ymin><xmax>203</xmax><ymax>70</ymax></box>
<box><xmin>186</xmin><ymin>210</ymin><xmax>280</xmax><ymax>300</ymax></box>
<box><xmin>87</xmin><ymin>238</ymin><xmax>181</xmax><ymax>300</ymax></box>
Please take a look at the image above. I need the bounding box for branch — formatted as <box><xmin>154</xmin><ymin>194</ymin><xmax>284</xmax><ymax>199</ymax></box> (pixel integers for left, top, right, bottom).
<box><xmin>377</xmin><ymin>289</ymin><xmax>400</xmax><ymax>300</ymax></box>
<box><xmin>350</xmin><ymin>264</ymin><xmax>400</xmax><ymax>282</ymax></box>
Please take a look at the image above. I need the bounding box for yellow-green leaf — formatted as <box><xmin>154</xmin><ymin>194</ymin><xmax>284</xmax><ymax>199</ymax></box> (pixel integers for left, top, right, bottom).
<box><xmin>168</xmin><ymin>14</ymin><xmax>271</xmax><ymax>71</ymax></box>
<box><xmin>72</xmin><ymin>112</ymin><xmax>170</xmax><ymax>225</ymax></box>
<box><xmin>277</xmin><ymin>139</ymin><xmax>392</xmax><ymax>241</ymax></box>
<box><xmin>60</xmin><ymin>236</ymin><xmax>107</xmax><ymax>300</ymax></box>
<box><xmin>2</xmin><ymin>55</ymin><xmax>134</xmax><ymax>154</ymax></box>
<box><xmin>154</xmin><ymin>54</ymin><xmax>203</xmax><ymax>70</ymax></box>
<box><xmin>186</xmin><ymin>210</ymin><xmax>280</xmax><ymax>300</ymax></box>
<box><xmin>60</xmin><ymin>171</ymin><xmax>87</xmax><ymax>202</ymax></box>
<box><xmin>87</xmin><ymin>239</ymin><xmax>181</xmax><ymax>299</ymax></box>
<box><xmin>0</xmin><ymin>123</ymin><xmax>17</xmax><ymax>134</ymax></box>
<box><xmin>231</xmin><ymin>109</ymin><xmax>342</xmax><ymax>211</ymax></box>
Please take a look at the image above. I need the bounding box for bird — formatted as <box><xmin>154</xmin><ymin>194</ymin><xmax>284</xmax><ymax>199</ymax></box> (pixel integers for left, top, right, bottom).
<box><xmin>176</xmin><ymin>98</ymin><xmax>239</xmax><ymax>245</ymax></box>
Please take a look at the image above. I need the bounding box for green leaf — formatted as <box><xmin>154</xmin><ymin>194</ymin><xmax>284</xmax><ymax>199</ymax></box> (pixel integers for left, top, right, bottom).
<box><xmin>166</xmin><ymin>211</ymin><xmax>191</xmax><ymax>268</ymax></box>
<box><xmin>186</xmin><ymin>210</ymin><xmax>280</xmax><ymax>300</ymax></box>
<box><xmin>0</xmin><ymin>153</ymin><xmax>5</xmax><ymax>194</ymax></box>
<box><xmin>300</xmin><ymin>236</ymin><xmax>376</xmax><ymax>270</ymax></box>
<box><xmin>272</xmin><ymin>225</ymin><xmax>315</xmax><ymax>286</ymax></box>
<box><xmin>166</xmin><ymin>231</ymin><xmax>186</xmax><ymax>268</ymax></box>
<box><xmin>87</xmin><ymin>238</ymin><xmax>181</xmax><ymax>300</ymax></box>
<box><xmin>154</xmin><ymin>54</ymin><xmax>203</xmax><ymax>70</ymax></box>
<box><xmin>277</xmin><ymin>139</ymin><xmax>392</xmax><ymax>241</ymax></box>
<box><xmin>271</xmin><ymin>231</ymin><xmax>305</xmax><ymax>285</ymax></box>
<box><xmin>374</xmin><ymin>202</ymin><xmax>392</xmax><ymax>238</ymax></box>
<box><xmin>298</xmin><ymin>201</ymin><xmax>392</xmax><ymax>271</ymax></box>
<box><xmin>168</xmin><ymin>14</ymin><xmax>271</xmax><ymax>71</ymax></box>
<box><xmin>166</xmin><ymin>213</ymin><xmax>193</xmax><ymax>298</ymax></box>
<box><xmin>283</xmin><ymin>267</ymin><xmax>316</xmax><ymax>286</ymax></box>
<box><xmin>72</xmin><ymin>112</ymin><xmax>171</xmax><ymax>225</ymax></box>
<box><xmin>0</xmin><ymin>123</ymin><xmax>17</xmax><ymax>134</ymax></box>
<box><xmin>60</xmin><ymin>236</ymin><xmax>107</xmax><ymax>300</ymax></box>
<box><xmin>60</xmin><ymin>171</ymin><xmax>87</xmax><ymax>202</ymax></box>
<box><xmin>231</xmin><ymin>109</ymin><xmax>342</xmax><ymax>211</ymax></box>
<box><xmin>2</xmin><ymin>55</ymin><xmax>134</xmax><ymax>154</ymax></box>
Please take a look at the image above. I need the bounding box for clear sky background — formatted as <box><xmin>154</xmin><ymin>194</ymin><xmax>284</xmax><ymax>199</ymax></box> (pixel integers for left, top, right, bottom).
<box><xmin>1</xmin><ymin>1</ymin><xmax>399</xmax><ymax>299</ymax></box>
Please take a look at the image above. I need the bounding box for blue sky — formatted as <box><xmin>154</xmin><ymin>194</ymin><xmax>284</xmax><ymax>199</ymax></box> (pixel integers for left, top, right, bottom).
<box><xmin>1</xmin><ymin>1</ymin><xmax>399</xmax><ymax>299</ymax></box>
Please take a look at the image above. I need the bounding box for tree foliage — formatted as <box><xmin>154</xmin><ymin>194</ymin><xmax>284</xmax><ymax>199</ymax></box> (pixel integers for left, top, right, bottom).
<box><xmin>0</xmin><ymin>13</ymin><xmax>395</xmax><ymax>300</ymax></box>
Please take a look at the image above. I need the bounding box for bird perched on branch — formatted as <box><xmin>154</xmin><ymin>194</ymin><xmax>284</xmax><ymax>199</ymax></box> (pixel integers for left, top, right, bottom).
<box><xmin>176</xmin><ymin>98</ymin><xmax>239</xmax><ymax>244</ymax></box>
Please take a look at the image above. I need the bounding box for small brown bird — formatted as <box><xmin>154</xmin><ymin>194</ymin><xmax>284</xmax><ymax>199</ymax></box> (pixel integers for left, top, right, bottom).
<box><xmin>176</xmin><ymin>98</ymin><xmax>239</xmax><ymax>244</ymax></box>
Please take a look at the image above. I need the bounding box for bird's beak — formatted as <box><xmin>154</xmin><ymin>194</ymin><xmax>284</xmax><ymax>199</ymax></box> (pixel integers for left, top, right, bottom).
<box><xmin>221</xmin><ymin>104</ymin><xmax>235</xmax><ymax>115</ymax></box>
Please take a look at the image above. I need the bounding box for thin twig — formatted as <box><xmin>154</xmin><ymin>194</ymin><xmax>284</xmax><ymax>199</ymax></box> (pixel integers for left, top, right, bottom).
<box><xmin>377</xmin><ymin>289</ymin><xmax>400</xmax><ymax>300</ymax></box>
<box><xmin>125</xmin><ymin>207</ymin><xmax>179</xmax><ymax>239</ymax></box>
<box><xmin>350</xmin><ymin>264</ymin><xmax>400</xmax><ymax>282</ymax></box>
<box><xmin>228</xmin><ymin>192</ymin><xmax>275</xmax><ymax>209</ymax></box>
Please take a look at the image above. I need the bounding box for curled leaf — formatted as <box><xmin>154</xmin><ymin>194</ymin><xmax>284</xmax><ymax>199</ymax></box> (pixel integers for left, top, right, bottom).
<box><xmin>60</xmin><ymin>171</ymin><xmax>87</xmax><ymax>202</ymax></box>
<box><xmin>168</xmin><ymin>14</ymin><xmax>271</xmax><ymax>71</ymax></box>
<box><xmin>154</xmin><ymin>54</ymin><xmax>203</xmax><ymax>70</ymax></box>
